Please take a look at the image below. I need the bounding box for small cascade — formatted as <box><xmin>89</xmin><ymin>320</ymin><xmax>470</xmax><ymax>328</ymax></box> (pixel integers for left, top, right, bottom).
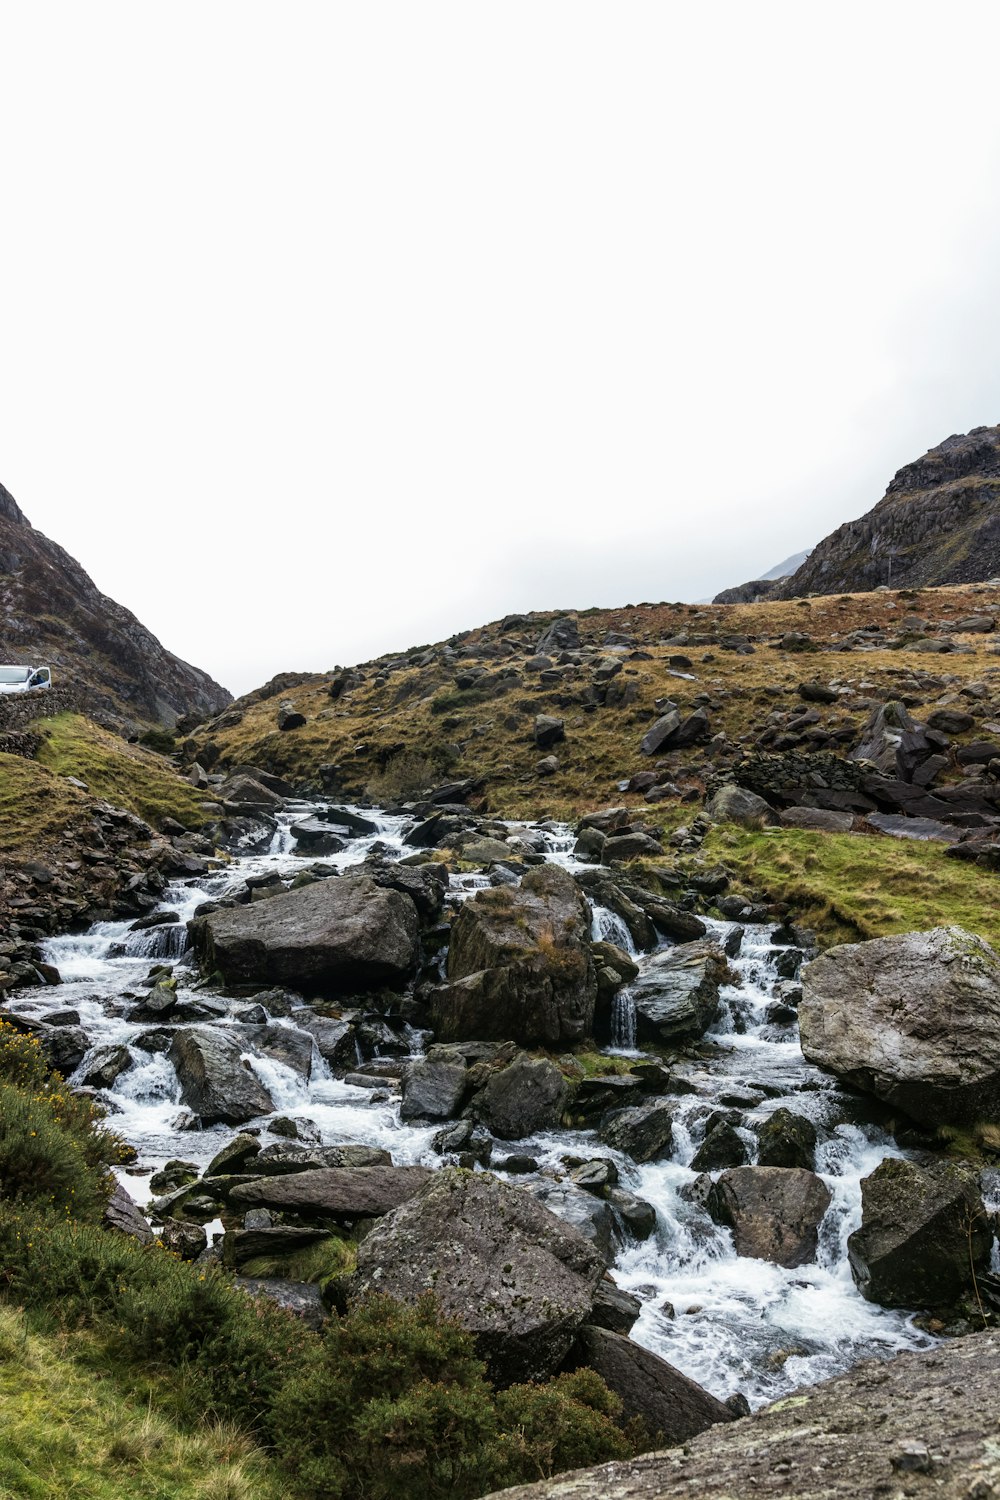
<box><xmin>123</xmin><ymin>924</ymin><xmax>190</xmax><ymax>962</ymax></box>
<box><xmin>610</xmin><ymin>985</ymin><xmax>637</xmax><ymax>1051</ymax></box>
<box><xmin>591</xmin><ymin>904</ymin><xmax>637</xmax><ymax>955</ymax></box>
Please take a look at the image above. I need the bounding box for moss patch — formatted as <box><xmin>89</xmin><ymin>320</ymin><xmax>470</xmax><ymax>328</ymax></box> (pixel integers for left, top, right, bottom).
<box><xmin>34</xmin><ymin>714</ymin><xmax>205</xmax><ymax>831</ymax></box>
<box><xmin>701</xmin><ymin>825</ymin><xmax>1000</xmax><ymax>949</ymax></box>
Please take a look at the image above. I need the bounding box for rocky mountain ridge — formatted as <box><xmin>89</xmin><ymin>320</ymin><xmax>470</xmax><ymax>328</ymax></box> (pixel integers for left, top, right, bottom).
<box><xmin>0</xmin><ymin>479</ymin><xmax>230</xmax><ymax>725</ymax></box>
<box><xmin>715</xmin><ymin>424</ymin><xmax>1000</xmax><ymax>602</ymax></box>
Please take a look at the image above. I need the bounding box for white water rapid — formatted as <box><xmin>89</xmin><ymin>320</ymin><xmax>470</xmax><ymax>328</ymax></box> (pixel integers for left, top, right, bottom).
<box><xmin>10</xmin><ymin>806</ymin><xmax>934</xmax><ymax>1408</ymax></box>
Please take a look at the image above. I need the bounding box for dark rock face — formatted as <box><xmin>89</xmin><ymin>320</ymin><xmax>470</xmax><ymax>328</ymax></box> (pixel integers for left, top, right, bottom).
<box><xmin>630</xmin><ymin>940</ymin><xmax>728</xmax><ymax>1044</ymax></box>
<box><xmin>482</xmin><ymin>1329</ymin><xmax>1000</xmax><ymax>1500</ymax></box>
<box><xmin>0</xmin><ymin>479</ymin><xmax>230</xmax><ymax>724</ymax></box>
<box><xmin>400</xmin><ymin>1048</ymin><xmax>470</xmax><ymax>1121</ymax></box>
<box><xmin>568</xmin><ymin>1327</ymin><xmax>738</xmax><ymax>1446</ymax></box>
<box><xmin>773</xmin><ymin>424</ymin><xmax>1000</xmax><ymax>597</ymax></box>
<box><xmin>755</xmin><ymin>1108</ymin><xmax>817</xmax><ymax>1171</ymax></box>
<box><xmin>168</xmin><ymin>1026</ymin><xmax>274</xmax><ymax>1124</ymax></box>
<box><xmin>847</xmin><ymin>1157</ymin><xmax>992</xmax><ymax>1309</ymax></box>
<box><xmin>191</xmin><ymin>875</ymin><xmax>420</xmax><ymax>994</ymax></box>
<box><xmin>473</xmin><ymin>1055</ymin><xmax>569</xmax><ymax>1140</ymax></box>
<box><xmin>430</xmin><ymin>866</ymin><xmax>597</xmax><ymax>1046</ymax></box>
<box><xmin>798</xmin><ymin>927</ymin><xmax>1000</xmax><ymax>1127</ymax></box>
<box><xmin>598</xmin><ymin>1101</ymin><xmax>675</xmax><ymax>1163</ymax></box>
<box><xmin>103</xmin><ymin>1181</ymin><xmax>154</xmax><ymax>1243</ymax></box>
<box><xmin>707</xmin><ymin>1167</ymin><xmax>832</xmax><ymax>1268</ymax></box>
<box><xmin>351</xmin><ymin>1169</ymin><xmax>606</xmax><ymax>1384</ymax></box>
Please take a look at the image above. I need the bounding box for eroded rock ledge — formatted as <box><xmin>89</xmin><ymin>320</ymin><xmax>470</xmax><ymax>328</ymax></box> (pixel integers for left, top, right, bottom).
<box><xmin>484</xmin><ymin>1330</ymin><xmax>1000</xmax><ymax>1500</ymax></box>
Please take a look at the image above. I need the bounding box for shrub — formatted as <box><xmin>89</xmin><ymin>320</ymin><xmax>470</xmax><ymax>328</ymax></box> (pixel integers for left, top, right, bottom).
<box><xmin>0</xmin><ymin>1083</ymin><xmax>115</xmax><ymax>1220</ymax></box>
<box><xmin>272</xmin><ymin>1294</ymin><xmax>638</xmax><ymax>1500</ymax></box>
<box><xmin>365</xmin><ymin>752</ymin><xmax>438</xmax><ymax>803</ymax></box>
<box><xmin>0</xmin><ymin>1209</ymin><xmax>305</xmax><ymax>1433</ymax></box>
<box><xmin>0</xmin><ymin>1020</ymin><xmax>51</xmax><ymax>1090</ymax></box>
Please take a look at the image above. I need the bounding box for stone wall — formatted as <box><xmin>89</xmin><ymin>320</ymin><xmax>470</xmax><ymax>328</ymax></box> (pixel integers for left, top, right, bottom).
<box><xmin>0</xmin><ymin>686</ymin><xmax>80</xmax><ymax>732</ymax></box>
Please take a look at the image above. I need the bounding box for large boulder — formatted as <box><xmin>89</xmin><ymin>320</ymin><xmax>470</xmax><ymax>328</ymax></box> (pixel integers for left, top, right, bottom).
<box><xmin>168</xmin><ymin>1027</ymin><xmax>275</xmax><ymax>1125</ymax></box>
<box><xmin>707</xmin><ymin>1166</ymin><xmax>832</xmax><ymax>1268</ymax></box>
<box><xmin>473</xmin><ymin>1055</ymin><xmax>569</xmax><ymax>1140</ymax></box>
<box><xmin>568</xmin><ymin>1327</ymin><xmax>738</xmax><ymax>1446</ymax></box>
<box><xmin>630</xmin><ymin>940</ymin><xmax>729</xmax><ymax>1043</ymax></box>
<box><xmin>847</xmin><ymin>1157</ymin><xmax>992</xmax><ymax>1309</ymax></box>
<box><xmin>191</xmin><ymin>875</ymin><xmax>420</xmax><ymax>995</ymax></box>
<box><xmin>798</xmin><ymin>927</ymin><xmax>1000</xmax><ymax>1127</ymax></box>
<box><xmin>430</xmin><ymin>866</ymin><xmax>597</xmax><ymax>1046</ymax></box>
<box><xmin>400</xmin><ymin>1048</ymin><xmax>470</xmax><ymax>1121</ymax></box>
<box><xmin>705</xmin><ymin>785</ymin><xmax>776</xmax><ymax>826</ymax></box>
<box><xmin>598</xmin><ymin>1100</ymin><xmax>675</xmax><ymax>1163</ymax></box>
<box><xmin>229</xmin><ymin>1166</ymin><xmax>431</xmax><ymax>1221</ymax></box>
<box><xmin>351</xmin><ymin>1168</ymin><xmax>606</xmax><ymax>1383</ymax></box>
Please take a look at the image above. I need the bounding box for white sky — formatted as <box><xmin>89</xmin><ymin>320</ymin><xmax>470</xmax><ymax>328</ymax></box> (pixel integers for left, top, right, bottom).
<box><xmin>2</xmin><ymin>3</ymin><xmax>1000</xmax><ymax>696</ymax></box>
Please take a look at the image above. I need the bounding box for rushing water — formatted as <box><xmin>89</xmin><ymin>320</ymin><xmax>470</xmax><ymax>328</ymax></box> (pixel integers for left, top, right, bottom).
<box><xmin>10</xmin><ymin>803</ymin><xmax>935</xmax><ymax>1407</ymax></box>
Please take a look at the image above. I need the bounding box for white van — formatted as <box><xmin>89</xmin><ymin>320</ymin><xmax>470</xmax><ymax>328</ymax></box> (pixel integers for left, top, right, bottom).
<box><xmin>0</xmin><ymin>665</ymin><xmax>52</xmax><ymax>695</ymax></box>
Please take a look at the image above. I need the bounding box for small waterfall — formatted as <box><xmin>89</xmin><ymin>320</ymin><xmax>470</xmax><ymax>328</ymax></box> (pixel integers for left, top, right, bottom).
<box><xmin>591</xmin><ymin>904</ymin><xmax>638</xmax><ymax>956</ymax></box>
<box><xmin>610</xmin><ymin>985</ymin><xmax>637</xmax><ymax>1051</ymax></box>
<box><xmin>123</xmin><ymin>925</ymin><xmax>190</xmax><ymax>962</ymax></box>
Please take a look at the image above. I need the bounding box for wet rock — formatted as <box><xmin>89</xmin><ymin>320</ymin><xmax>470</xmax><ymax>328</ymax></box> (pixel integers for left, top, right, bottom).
<box><xmin>799</xmin><ymin>926</ymin><xmax>1000</xmax><ymax>1126</ymax></box>
<box><xmin>206</xmin><ymin>1134</ymin><xmax>262</xmax><ymax>1176</ymax></box>
<box><xmin>291</xmin><ymin>1012</ymin><xmax>356</xmax><ymax>1066</ymax></box>
<box><xmin>400</xmin><ymin>1048</ymin><xmax>470</xmax><ymax>1121</ymax></box>
<box><xmin>608</xmin><ymin>1188</ymin><xmax>657</xmax><ymax>1240</ymax></box>
<box><xmin>431</xmin><ymin>865</ymin><xmax>597</xmax><ymax>1046</ymax></box>
<box><xmin>351</xmin><ymin>1168</ymin><xmax>607</xmax><ymax>1383</ymax></box>
<box><xmin>586</xmin><ymin>1282</ymin><xmax>642</xmax><ymax>1335</ymax></box>
<box><xmin>474</xmin><ymin>1055</ymin><xmax>569</xmax><ymax>1139</ymax></box>
<box><xmin>103</xmin><ymin>1181</ymin><xmax>154</xmax><ymax>1244</ymax></box>
<box><xmin>571</xmin><ymin>1158</ymin><xmax>620</xmax><ymax>1193</ymax></box>
<box><xmin>630</xmin><ymin>940</ymin><xmax>729</xmax><ymax>1044</ymax></box>
<box><xmin>192</xmin><ymin>875</ymin><xmax>421</xmax><ymax>995</ymax></box>
<box><xmin>755</xmin><ymin>1108</ymin><xmax>817</xmax><ymax>1170</ymax></box>
<box><xmin>76</xmin><ymin>1042</ymin><xmax>132</xmax><ymax>1089</ymax></box>
<box><xmin>168</xmin><ymin>1026</ymin><xmax>275</xmax><ymax>1125</ymax></box>
<box><xmin>848</xmin><ymin>1156</ymin><xmax>991</xmax><ymax>1309</ymax></box>
<box><xmin>707</xmin><ymin>1166</ymin><xmax>832</xmax><ymax>1268</ymax></box>
<box><xmin>567</xmin><ymin>1327</ymin><xmax>738</xmax><ymax>1446</ymax></box>
<box><xmin>690</xmin><ymin>1120</ymin><xmax>750</xmax><ymax>1173</ymax></box>
<box><xmin>530</xmin><ymin>1181</ymin><xmax>621</xmax><ymax>1265</ymax></box>
<box><xmin>230</xmin><ymin>1165</ymin><xmax>431</xmax><ymax>1220</ymax></box>
<box><xmin>598</xmin><ymin>1100</ymin><xmax>675</xmax><ymax>1163</ymax></box>
<box><xmin>289</xmin><ymin>818</ymin><xmax>347</xmax><ymax>855</ymax></box>
<box><xmin>227</xmin><ymin>1225</ymin><xmax>332</xmax><ymax>1266</ymax></box>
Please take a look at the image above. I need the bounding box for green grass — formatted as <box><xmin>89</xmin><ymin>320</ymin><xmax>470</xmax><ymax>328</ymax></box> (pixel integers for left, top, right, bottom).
<box><xmin>34</xmin><ymin>714</ymin><xmax>205</xmax><ymax>831</ymax></box>
<box><xmin>702</xmin><ymin>825</ymin><xmax>1000</xmax><ymax>949</ymax></box>
<box><xmin>0</xmin><ymin>755</ymin><xmax>87</xmax><ymax>858</ymax></box>
<box><xmin>0</xmin><ymin>1308</ymin><xmax>281</xmax><ymax>1500</ymax></box>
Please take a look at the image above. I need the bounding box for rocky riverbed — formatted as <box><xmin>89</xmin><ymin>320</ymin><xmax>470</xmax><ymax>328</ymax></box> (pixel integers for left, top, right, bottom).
<box><xmin>3</xmin><ymin>784</ymin><xmax>998</xmax><ymax>1419</ymax></box>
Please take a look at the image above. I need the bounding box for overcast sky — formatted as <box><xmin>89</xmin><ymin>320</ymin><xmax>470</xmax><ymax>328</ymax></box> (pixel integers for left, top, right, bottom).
<box><xmin>3</xmin><ymin>3</ymin><xmax>1000</xmax><ymax>696</ymax></box>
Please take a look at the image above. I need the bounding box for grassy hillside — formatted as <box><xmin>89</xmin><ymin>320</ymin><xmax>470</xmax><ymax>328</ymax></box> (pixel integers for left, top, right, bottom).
<box><xmin>0</xmin><ymin>1310</ymin><xmax>279</xmax><ymax>1500</ymax></box>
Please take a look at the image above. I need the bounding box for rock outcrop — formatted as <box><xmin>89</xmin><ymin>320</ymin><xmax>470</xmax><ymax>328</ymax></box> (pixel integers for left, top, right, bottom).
<box><xmin>0</xmin><ymin>479</ymin><xmax>230</xmax><ymax>724</ymax></box>
<box><xmin>482</xmin><ymin>1329</ymin><xmax>1000</xmax><ymax>1500</ymax></box>
<box><xmin>191</xmin><ymin>875</ymin><xmax>421</xmax><ymax>994</ymax></box>
<box><xmin>774</xmin><ymin>425</ymin><xmax>1000</xmax><ymax>596</ymax></box>
<box><xmin>798</xmin><ymin>927</ymin><xmax>1000</xmax><ymax>1126</ymax></box>
<box><xmin>429</xmin><ymin>866</ymin><xmax>597</xmax><ymax>1046</ymax></box>
<box><xmin>351</xmin><ymin>1168</ymin><xmax>607</xmax><ymax>1383</ymax></box>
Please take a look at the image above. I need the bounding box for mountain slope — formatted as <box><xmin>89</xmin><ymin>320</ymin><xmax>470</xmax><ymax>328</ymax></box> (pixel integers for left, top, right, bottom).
<box><xmin>712</xmin><ymin>548</ymin><xmax>812</xmax><ymax>604</ymax></box>
<box><xmin>0</xmin><ymin>481</ymin><xmax>230</xmax><ymax>724</ymax></box>
<box><xmin>776</xmin><ymin>424</ymin><xmax>1000</xmax><ymax>597</ymax></box>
